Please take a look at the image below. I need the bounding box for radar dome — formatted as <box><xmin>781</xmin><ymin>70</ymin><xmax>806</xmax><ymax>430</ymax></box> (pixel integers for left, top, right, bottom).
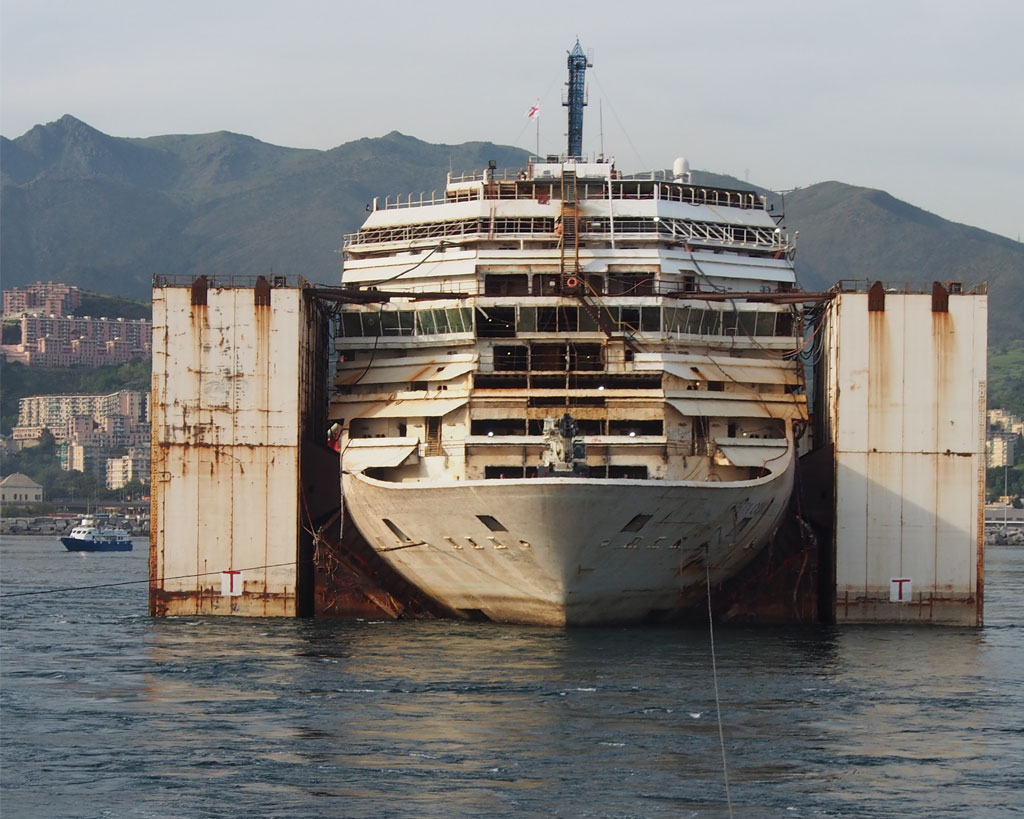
<box><xmin>673</xmin><ymin>157</ymin><xmax>691</xmax><ymax>181</ymax></box>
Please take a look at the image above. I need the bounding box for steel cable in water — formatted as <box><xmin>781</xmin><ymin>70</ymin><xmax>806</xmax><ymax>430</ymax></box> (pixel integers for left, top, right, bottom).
<box><xmin>705</xmin><ymin>544</ymin><xmax>734</xmax><ymax>817</ymax></box>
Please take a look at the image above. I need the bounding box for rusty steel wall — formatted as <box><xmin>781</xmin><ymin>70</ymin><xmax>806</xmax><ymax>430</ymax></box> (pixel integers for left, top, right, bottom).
<box><xmin>822</xmin><ymin>289</ymin><xmax>987</xmax><ymax>625</ymax></box>
<box><xmin>150</xmin><ymin>281</ymin><xmax>310</xmax><ymax>616</ymax></box>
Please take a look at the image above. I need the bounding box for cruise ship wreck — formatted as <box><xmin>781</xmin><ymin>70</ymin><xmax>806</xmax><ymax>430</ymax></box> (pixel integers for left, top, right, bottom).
<box><xmin>329</xmin><ymin>42</ymin><xmax>808</xmax><ymax>625</ymax></box>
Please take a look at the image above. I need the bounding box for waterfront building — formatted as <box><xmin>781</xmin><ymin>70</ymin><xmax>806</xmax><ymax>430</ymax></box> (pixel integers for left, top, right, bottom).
<box><xmin>0</xmin><ymin>473</ymin><xmax>44</xmax><ymax>504</ymax></box>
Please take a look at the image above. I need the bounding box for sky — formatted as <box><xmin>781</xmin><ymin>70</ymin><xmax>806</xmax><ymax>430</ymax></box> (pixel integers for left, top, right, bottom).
<box><xmin>2</xmin><ymin>0</ymin><xmax>1022</xmax><ymax>240</ymax></box>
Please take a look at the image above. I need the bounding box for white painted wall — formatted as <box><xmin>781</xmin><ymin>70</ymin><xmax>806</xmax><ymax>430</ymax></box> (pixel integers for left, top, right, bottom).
<box><xmin>824</xmin><ymin>290</ymin><xmax>987</xmax><ymax>624</ymax></box>
<box><xmin>151</xmin><ymin>284</ymin><xmax>308</xmax><ymax>615</ymax></box>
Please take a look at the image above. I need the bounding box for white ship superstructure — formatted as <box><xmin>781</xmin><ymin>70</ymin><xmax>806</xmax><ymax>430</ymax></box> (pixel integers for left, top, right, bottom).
<box><xmin>329</xmin><ymin>43</ymin><xmax>808</xmax><ymax>625</ymax></box>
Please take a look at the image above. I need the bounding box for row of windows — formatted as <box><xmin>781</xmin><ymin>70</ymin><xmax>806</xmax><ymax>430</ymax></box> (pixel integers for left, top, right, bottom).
<box><xmin>485</xmin><ymin>273</ymin><xmax>660</xmax><ymax>296</ymax></box>
<box><xmin>483</xmin><ymin>465</ymin><xmax>649</xmax><ymax>480</ymax></box>
<box><xmin>338</xmin><ymin>307</ymin><xmax>474</xmax><ymax>338</ymax></box>
<box><xmin>337</xmin><ymin>304</ymin><xmax>796</xmax><ymax>339</ymax></box>
<box><xmin>471</xmin><ymin>419</ymin><xmax>664</xmax><ymax>436</ymax></box>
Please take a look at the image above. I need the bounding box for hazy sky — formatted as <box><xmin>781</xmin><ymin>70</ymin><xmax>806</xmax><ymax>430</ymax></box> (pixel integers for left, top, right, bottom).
<box><xmin>2</xmin><ymin>0</ymin><xmax>1021</xmax><ymax>240</ymax></box>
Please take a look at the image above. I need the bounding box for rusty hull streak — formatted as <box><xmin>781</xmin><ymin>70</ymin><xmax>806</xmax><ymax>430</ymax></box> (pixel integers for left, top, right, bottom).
<box><xmin>151</xmin><ymin>588</ymin><xmax>296</xmax><ymax>617</ymax></box>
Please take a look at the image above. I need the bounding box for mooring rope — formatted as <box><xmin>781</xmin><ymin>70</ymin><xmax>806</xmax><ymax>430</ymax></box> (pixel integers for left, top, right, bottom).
<box><xmin>705</xmin><ymin>546</ymin><xmax>734</xmax><ymax>817</ymax></box>
<box><xmin>0</xmin><ymin>562</ymin><xmax>299</xmax><ymax>599</ymax></box>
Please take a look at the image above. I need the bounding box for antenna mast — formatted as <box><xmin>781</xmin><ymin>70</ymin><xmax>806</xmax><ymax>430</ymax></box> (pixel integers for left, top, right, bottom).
<box><xmin>564</xmin><ymin>40</ymin><xmax>592</xmax><ymax>158</ymax></box>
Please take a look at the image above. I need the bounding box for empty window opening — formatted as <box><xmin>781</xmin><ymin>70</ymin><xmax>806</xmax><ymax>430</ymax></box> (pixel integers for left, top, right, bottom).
<box><xmin>607</xmin><ymin>465</ymin><xmax>648</xmax><ymax>479</ymax></box>
<box><xmin>470</xmin><ymin>419</ymin><xmax>526</xmax><ymax>436</ymax></box>
<box><xmin>494</xmin><ymin>345</ymin><xmax>528</xmax><ymax>371</ymax></box>
<box><xmin>485</xmin><ymin>466</ymin><xmax>526</xmax><ymax>479</ymax></box>
<box><xmin>530</xmin><ymin>344</ymin><xmax>567</xmax><ymax>370</ymax></box>
<box><xmin>477</xmin><ymin>515</ymin><xmax>508</xmax><ymax>532</ymax></box>
<box><xmin>474</xmin><ymin>373</ymin><xmax>528</xmax><ymax>389</ymax></box>
<box><xmin>476</xmin><ymin>307</ymin><xmax>517</xmax><ymax>338</ymax></box>
<box><xmin>692</xmin><ymin>417</ymin><xmax>710</xmax><ymax>455</ymax></box>
<box><xmin>485</xmin><ymin>274</ymin><xmax>529</xmax><ymax>296</ymax></box>
<box><xmin>609</xmin><ymin>420</ymin><xmax>663</xmax><ymax>436</ymax></box>
<box><xmin>532</xmin><ymin>273</ymin><xmax>563</xmax><ymax>296</ymax></box>
<box><xmin>537</xmin><ymin>307</ymin><xmax>559</xmax><ymax>332</ymax></box>
<box><xmin>621</xmin><ymin>514</ymin><xmax>653</xmax><ymax>533</ymax></box>
<box><xmin>425</xmin><ymin>418</ymin><xmax>442</xmax><ymax>456</ymax></box>
<box><xmin>570</xmin><ymin>343</ymin><xmax>603</xmax><ymax>371</ymax></box>
<box><xmin>531</xmin><ymin>375</ymin><xmax>567</xmax><ymax>389</ymax></box>
<box><xmin>607</xmin><ymin>273</ymin><xmax>654</xmax><ymax>295</ymax></box>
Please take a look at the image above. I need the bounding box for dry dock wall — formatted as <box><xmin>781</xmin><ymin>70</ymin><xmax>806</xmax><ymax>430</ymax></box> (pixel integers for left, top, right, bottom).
<box><xmin>819</xmin><ymin>284</ymin><xmax>987</xmax><ymax>625</ymax></box>
<box><xmin>150</xmin><ymin>276</ymin><xmax>334</xmax><ymax>616</ymax></box>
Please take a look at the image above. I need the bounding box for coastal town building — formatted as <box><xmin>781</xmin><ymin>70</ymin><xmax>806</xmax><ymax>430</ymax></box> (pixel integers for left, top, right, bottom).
<box><xmin>3</xmin><ymin>314</ymin><xmax>151</xmax><ymax>367</ymax></box>
<box><xmin>2</xmin><ymin>282</ymin><xmax>81</xmax><ymax>317</ymax></box>
<box><xmin>0</xmin><ymin>473</ymin><xmax>44</xmax><ymax>504</ymax></box>
<box><xmin>987</xmin><ymin>433</ymin><xmax>1017</xmax><ymax>469</ymax></box>
<box><xmin>106</xmin><ymin>447</ymin><xmax>151</xmax><ymax>490</ymax></box>
<box><xmin>987</xmin><ymin>409</ymin><xmax>1022</xmax><ymax>468</ymax></box>
<box><xmin>15</xmin><ymin>390</ymin><xmax>147</xmax><ymax>434</ymax></box>
<box><xmin>12</xmin><ymin>392</ymin><xmax>151</xmax><ymax>479</ymax></box>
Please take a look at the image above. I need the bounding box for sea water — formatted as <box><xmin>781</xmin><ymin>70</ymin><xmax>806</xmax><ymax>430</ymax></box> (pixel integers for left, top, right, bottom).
<box><xmin>1</xmin><ymin>536</ymin><xmax>1022</xmax><ymax>818</ymax></box>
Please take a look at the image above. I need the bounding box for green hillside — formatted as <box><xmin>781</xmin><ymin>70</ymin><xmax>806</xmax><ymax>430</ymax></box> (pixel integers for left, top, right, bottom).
<box><xmin>2</xmin><ymin>116</ymin><xmax>1021</xmax><ymax>348</ymax></box>
<box><xmin>0</xmin><ymin>116</ymin><xmax>528</xmax><ymax>295</ymax></box>
<box><xmin>783</xmin><ymin>182</ymin><xmax>1023</xmax><ymax>345</ymax></box>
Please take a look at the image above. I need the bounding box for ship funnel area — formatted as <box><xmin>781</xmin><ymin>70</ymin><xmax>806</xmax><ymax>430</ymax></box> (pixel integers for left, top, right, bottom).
<box><xmin>564</xmin><ymin>40</ymin><xmax>592</xmax><ymax>158</ymax></box>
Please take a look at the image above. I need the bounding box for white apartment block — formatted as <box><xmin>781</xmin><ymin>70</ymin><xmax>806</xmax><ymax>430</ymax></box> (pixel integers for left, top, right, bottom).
<box><xmin>987</xmin><ymin>433</ymin><xmax>1017</xmax><ymax>468</ymax></box>
<box><xmin>16</xmin><ymin>391</ymin><xmax>148</xmax><ymax>431</ymax></box>
<box><xmin>106</xmin><ymin>447</ymin><xmax>152</xmax><ymax>490</ymax></box>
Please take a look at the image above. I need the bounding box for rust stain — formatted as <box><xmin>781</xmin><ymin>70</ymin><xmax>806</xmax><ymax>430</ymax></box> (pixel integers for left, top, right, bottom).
<box><xmin>254</xmin><ymin>275</ymin><xmax>271</xmax><ymax>307</ymax></box>
<box><xmin>867</xmin><ymin>280</ymin><xmax>885</xmax><ymax>312</ymax></box>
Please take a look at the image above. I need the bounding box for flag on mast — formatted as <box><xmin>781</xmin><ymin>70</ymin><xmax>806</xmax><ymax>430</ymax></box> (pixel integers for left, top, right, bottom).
<box><xmin>526</xmin><ymin>102</ymin><xmax>540</xmax><ymax>120</ymax></box>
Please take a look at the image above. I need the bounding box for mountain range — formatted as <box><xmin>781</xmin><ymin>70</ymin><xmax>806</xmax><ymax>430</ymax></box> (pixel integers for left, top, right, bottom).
<box><xmin>2</xmin><ymin>115</ymin><xmax>1021</xmax><ymax>346</ymax></box>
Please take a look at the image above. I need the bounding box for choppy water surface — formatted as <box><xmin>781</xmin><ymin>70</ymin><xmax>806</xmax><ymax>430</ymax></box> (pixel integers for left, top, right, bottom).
<box><xmin>1</xmin><ymin>538</ymin><xmax>1022</xmax><ymax>818</ymax></box>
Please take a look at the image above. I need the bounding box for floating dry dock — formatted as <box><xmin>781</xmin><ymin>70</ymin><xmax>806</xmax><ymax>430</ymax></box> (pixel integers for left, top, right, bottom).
<box><xmin>150</xmin><ymin>276</ymin><xmax>986</xmax><ymax>625</ymax></box>
<box><xmin>149</xmin><ymin>275</ymin><xmax>441</xmax><ymax>618</ymax></box>
<box><xmin>816</xmin><ymin>282</ymin><xmax>988</xmax><ymax>625</ymax></box>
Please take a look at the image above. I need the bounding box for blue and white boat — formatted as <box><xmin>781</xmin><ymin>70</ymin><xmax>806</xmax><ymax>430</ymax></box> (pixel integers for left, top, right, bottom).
<box><xmin>60</xmin><ymin>517</ymin><xmax>134</xmax><ymax>552</ymax></box>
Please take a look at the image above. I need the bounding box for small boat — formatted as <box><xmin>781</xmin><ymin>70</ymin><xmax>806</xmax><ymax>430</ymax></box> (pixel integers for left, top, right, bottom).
<box><xmin>60</xmin><ymin>516</ymin><xmax>134</xmax><ymax>552</ymax></box>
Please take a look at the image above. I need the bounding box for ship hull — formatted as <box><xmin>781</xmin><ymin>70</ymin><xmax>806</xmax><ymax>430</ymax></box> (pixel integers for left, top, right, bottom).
<box><xmin>342</xmin><ymin>452</ymin><xmax>794</xmax><ymax>626</ymax></box>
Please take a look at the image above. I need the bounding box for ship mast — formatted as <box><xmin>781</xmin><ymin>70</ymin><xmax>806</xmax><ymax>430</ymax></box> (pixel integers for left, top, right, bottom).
<box><xmin>564</xmin><ymin>40</ymin><xmax>591</xmax><ymax>158</ymax></box>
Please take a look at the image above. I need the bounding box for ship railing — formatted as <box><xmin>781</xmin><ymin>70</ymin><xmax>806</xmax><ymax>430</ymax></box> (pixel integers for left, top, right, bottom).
<box><xmin>152</xmin><ymin>274</ymin><xmax>309</xmax><ymax>289</ymax></box>
<box><xmin>379</xmin><ymin>190</ymin><xmax>450</xmax><ymax>210</ymax></box>
<box><xmin>527</xmin><ymin>153</ymin><xmax>596</xmax><ymax>164</ymax></box>
<box><xmin>373</xmin><ymin>179</ymin><xmax>766</xmax><ymax>211</ymax></box>
<box><xmin>448</xmin><ymin>168</ymin><xmax>529</xmax><ymax>184</ymax></box>
<box><xmin>344</xmin><ymin>216</ymin><xmax>793</xmax><ymax>252</ymax></box>
<box><xmin>831</xmin><ymin>279</ymin><xmax>988</xmax><ymax>296</ymax></box>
